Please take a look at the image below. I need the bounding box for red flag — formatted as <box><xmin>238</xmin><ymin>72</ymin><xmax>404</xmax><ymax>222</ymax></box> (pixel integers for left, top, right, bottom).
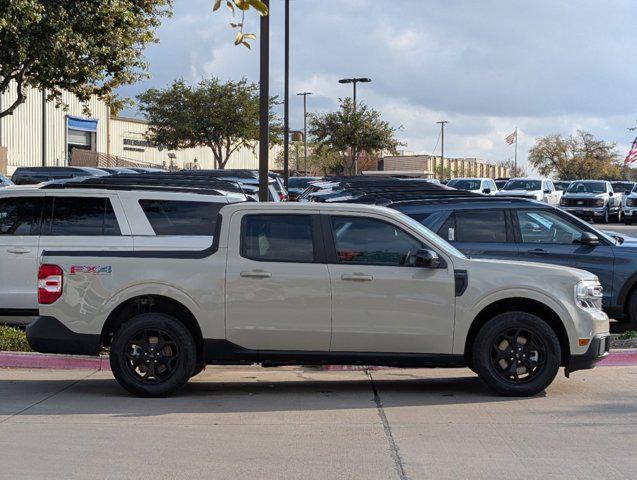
<box><xmin>625</xmin><ymin>136</ymin><xmax>637</xmax><ymax>166</ymax></box>
<box><xmin>505</xmin><ymin>130</ymin><xmax>516</xmax><ymax>145</ymax></box>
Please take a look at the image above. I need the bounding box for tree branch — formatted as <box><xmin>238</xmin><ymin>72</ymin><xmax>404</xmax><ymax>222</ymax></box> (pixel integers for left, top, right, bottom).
<box><xmin>0</xmin><ymin>67</ymin><xmax>29</xmax><ymax>119</ymax></box>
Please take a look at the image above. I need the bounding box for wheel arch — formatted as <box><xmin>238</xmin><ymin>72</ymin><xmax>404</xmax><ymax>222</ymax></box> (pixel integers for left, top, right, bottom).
<box><xmin>464</xmin><ymin>297</ymin><xmax>570</xmax><ymax>367</ymax></box>
<box><xmin>101</xmin><ymin>295</ymin><xmax>204</xmax><ymax>364</ymax></box>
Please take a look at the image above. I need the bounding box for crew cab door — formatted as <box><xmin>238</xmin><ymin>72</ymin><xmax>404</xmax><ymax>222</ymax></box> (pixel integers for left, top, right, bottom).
<box><xmin>225</xmin><ymin>212</ymin><xmax>331</xmax><ymax>351</ymax></box>
<box><xmin>324</xmin><ymin>214</ymin><xmax>455</xmax><ymax>354</ymax></box>
<box><xmin>0</xmin><ymin>194</ymin><xmax>44</xmax><ymax>312</ymax></box>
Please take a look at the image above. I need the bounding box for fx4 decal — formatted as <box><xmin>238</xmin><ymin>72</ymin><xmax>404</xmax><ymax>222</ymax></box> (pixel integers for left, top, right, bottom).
<box><xmin>70</xmin><ymin>265</ymin><xmax>112</xmax><ymax>275</ymax></box>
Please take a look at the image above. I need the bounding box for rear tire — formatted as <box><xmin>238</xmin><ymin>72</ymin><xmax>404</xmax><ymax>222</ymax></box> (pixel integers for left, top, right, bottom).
<box><xmin>110</xmin><ymin>313</ymin><xmax>196</xmax><ymax>397</ymax></box>
<box><xmin>627</xmin><ymin>291</ymin><xmax>637</xmax><ymax>330</ymax></box>
<box><xmin>472</xmin><ymin>312</ymin><xmax>561</xmax><ymax>397</ymax></box>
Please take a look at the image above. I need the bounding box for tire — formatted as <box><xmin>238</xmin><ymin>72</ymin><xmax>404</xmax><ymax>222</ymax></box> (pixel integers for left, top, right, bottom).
<box><xmin>627</xmin><ymin>292</ymin><xmax>637</xmax><ymax>330</ymax></box>
<box><xmin>110</xmin><ymin>313</ymin><xmax>197</xmax><ymax>397</ymax></box>
<box><xmin>600</xmin><ymin>208</ymin><xmax>609</xmax><ymax>224</ymax></box>
<box><xmin>472</xmin><ymin>312</ymin><xmax>561</xmax><ymax>397</ymax></box>
<box><xmin>191</xmin><ymin>364</ymin><xmax>206</xmax><ymax>378</ymax></box>
<box><xmin>625</xmin><ymin>220</ymin><xmax>632</xmax><ymax>226</ymax></box>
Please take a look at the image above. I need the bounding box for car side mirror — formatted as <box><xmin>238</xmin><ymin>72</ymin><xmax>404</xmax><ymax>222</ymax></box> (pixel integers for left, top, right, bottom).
<box><xmin>578</xmin><ymin>232</ymin><xmax>600</xmax><ymax>246</ymax></box>
<box><xmin>414</xmin><ymin>249</ymin><xmax>442</xmax><ymax>268</ymax></box>
<box><xmin>482</xmin><ymin>188</ymin><xmax>491</xmax><ymax>194</ymax></box>
<box><xmin>609</xmin><ymin>191</ymin><xmax>614</xmax><ymax>197</ymax></box>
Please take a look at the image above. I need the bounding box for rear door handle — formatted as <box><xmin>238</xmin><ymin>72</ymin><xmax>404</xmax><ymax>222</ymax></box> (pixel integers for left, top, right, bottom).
<box><xmin>7</xmin><ymin>247</ymin><xmax>31</xmax><ymax>254</ymax></box>
<box><xmin>240</xmin><ymin>270</ymin><xmax>272</xmax><ymax>279</ymax></box>
<box><xmin>527</xmin><ymin>248</ymin><xmax>548</xmax><ymax>255</ymax></box>
<box><xmin>341</xmin><ymin>274</ymin><xmax>373</xmax><ymax>282</ymax></box>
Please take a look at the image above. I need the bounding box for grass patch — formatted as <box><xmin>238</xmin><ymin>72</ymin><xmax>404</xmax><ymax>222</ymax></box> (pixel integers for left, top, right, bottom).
<box><xmin>0</xmin><ymin>325</ymin><xmax>31</xmax><ymax>352</ymax></box>
<box><xmin>617</xmin><ymin>330</ymin><xmax>637</xmax><ymax>341</ymax></box>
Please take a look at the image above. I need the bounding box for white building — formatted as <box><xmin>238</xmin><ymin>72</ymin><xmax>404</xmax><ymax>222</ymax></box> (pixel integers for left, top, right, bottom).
<box><xmin>0</xmin><ymin>84</ymin><xmax>276</xmax><ymax>175</ymax></box>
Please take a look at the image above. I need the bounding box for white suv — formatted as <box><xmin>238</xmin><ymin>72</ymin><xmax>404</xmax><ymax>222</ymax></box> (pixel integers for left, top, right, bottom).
<box><xmin>496</xmin><ymin>178</ymin><xmax>562</xmax><ymax>205</ymax></box>
<box><xmin>0</xmin><ymin>185</ymin><xmax>245</xmax><ymax>325</ymax></box>
<box><xmin>447</xmin><ymin>177</ymin><xmax>498</xmax><ymax>195</ymax></box>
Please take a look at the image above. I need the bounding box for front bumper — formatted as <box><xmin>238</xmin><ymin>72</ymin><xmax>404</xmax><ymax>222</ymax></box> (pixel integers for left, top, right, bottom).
<box><xmin>562</xmin><ymin>206</ymin><xmax>607</xmax><ymax>218</ymax></box>
<box><xmin>565</xmin><ymin>334</ymin><xmax>610</xmax><ymax>376</ymax></box>
<box><xmin>26</xmin><ymin>316</ymin><xmax>101</xmax><ymax>356</ymax></box>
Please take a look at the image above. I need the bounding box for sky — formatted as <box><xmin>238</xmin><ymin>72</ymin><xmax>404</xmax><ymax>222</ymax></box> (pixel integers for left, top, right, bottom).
<box><xmin>117</xmin><ymin>0</ymin><xmax>637</xmax><ymax>171</ymax></box>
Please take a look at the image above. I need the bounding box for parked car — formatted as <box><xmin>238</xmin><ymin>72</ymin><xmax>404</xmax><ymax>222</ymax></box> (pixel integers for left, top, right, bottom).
<box><xmin>27</xmin><ymin>201</ymin><xmax>608</xmax><ymax>397</ymax></box>
<box><xmin>495</xmin><ymin>178</ymin><xmax>562</xmax><ymax>205</ymax></box>
<box><xmin>0</xmin><ymin>175</ymin><xmax>246</xmax><ymax>326</ymax></box>
<box><xmin>128</xmin><ymin>167</ymin><xmax>165</xmax><ymax>173</ymax></box>
<box><xmin>97</xmin><ymin>167</ymin><xmax>139</xmax><ymax>175</ymax></box>
<box><xmin>446</xmin><ymin>177</ymin><xmax>498</xmax><ymax>195</ymax></box>
<box><xmin>554</xmin><ymin>181</ymin><xmax>571</xmax><ymax>192</ymax></box>
<box><xmin>610</xmin><ymin>181</ymin><xmax>635</xmax><ymax>196</ymax></box>
<box><xmin>388</xmin><ymin>196</ymin><xmax>637</xmax><ymax>327</ymax></box>
<box><xmin>495</xmin><ymin>178</ymin><xmax>509</xmax><ymax>190</ymax></box>
<box><xmin>0</xmin><ymin>174</ymin><xmax>13</xmax><ymax>187</ymax></box>
<box><xmin>287</xmin><ymin>176</ymin><xmax>322</xmax><ymax>201</ymax></box>
<box><xmin>622</xmin><ymin>184</ymin><xmax>637</xmax><ymax>225</ymax></box>
<box><xmin>11</xmin><ymin>166</ymin><xmax>109</xmax><ymax>185</ymax></box>
<box><xmin>559</xmin><ymin>180</ymin><xmax>621</xmax><ymax>223</ymax></box>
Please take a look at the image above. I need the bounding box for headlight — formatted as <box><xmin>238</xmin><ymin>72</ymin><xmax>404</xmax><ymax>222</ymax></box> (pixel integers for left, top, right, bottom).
<box><xmin>593</xmin><ymin>198</ymin><xmax>604</xmax><ymax>207</ymax></box>
<box><xmin>575</xmin><ymin>280</ymin><xmax>603</xmax><ymax>310</ymax></box>
<box><xmin>559</xmin><ymin>197</ymin><xmax>567</xmax><ymax>206</ymax></box>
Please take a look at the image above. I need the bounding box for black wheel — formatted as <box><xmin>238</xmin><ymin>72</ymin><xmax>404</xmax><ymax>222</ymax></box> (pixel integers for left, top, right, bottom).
<box><xmin>110</xmin><ymin>313</ymin><xmax>196</xmax><ymax>397</ymax></box>
<box><xmin>627</xmin><ymin>291</ymin><xmax>637</xmax><ymax>330</ymax></box>
<box><xmin>600</xmin><ymin>208</ymin><xmax>609</xmax><ymax>224</ymax></box>
<box><xmin>472</xmin><ymin>312</ymin><xmax>561</xmax><ymax>397</ymax></box>
<box><xmin>191</xmin><ymin>364</ymin><xmax>206</xmax><ymax>378</ymax></box>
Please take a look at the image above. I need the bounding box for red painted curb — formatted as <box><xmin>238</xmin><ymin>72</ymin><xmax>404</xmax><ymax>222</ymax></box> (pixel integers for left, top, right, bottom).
<box><xmin>0</xmin><ymin>352</ymin><xmax>110</xmax><ymax>371</ymax></box>
<box><xmin>598</xmin><ymin>350</ymin><xmax>637</xmax><ymax>367</ymax></box>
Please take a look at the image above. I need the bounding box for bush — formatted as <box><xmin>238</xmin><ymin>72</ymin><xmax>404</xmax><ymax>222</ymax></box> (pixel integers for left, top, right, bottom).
<box><xmin>618</xmin><ymin>330</ymin><xmax>637</xmax><ymax>341</ymax></box>
<box><xmin>0</xmin><ymin>326</ymin><xmax>31</xmax><ymax>352</ymax></box>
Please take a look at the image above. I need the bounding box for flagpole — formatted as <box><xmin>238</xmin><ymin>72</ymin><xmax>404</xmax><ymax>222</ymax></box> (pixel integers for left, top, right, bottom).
<box><xmin>514</xmin><ymin>127</ymin><xmax>518</xmax><ymax>176</ymax></box>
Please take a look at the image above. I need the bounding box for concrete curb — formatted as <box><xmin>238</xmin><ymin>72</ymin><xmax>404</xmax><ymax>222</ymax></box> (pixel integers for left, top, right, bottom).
<box><xmin>1</xmin><ymin>349</ymin><xmax>637</xmax><ymax>371</ymax></box>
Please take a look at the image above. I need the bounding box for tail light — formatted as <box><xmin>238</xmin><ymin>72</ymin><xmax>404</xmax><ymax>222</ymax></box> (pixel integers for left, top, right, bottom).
<box><xmin>279</xmin><ymin>193</ymin><xmax>288</xmax><ymax>201</ymax></box>
<box><xmin>38</xmin><ymin>264</ymin><xmax>63</xmax><ymax>304</ymax></box>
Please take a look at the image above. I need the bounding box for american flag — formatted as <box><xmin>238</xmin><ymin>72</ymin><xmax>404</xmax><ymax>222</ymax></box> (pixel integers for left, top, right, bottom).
<box><xmin>505</xmin><ymin>130</ymin><xmax>517</xmax><ymax>145</ymax></box>
<box><xmin>625</xmin><ymin>136</ymin><xmax>637</xmax><ymax>166</ymax></box>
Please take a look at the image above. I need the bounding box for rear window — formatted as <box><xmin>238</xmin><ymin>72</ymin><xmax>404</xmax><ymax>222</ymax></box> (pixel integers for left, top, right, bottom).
<box><xmin>139</xmin><ymin>200</ymin><xmax>222</xmax><ymax>236</ymax></box>
<box><xmin>241</xmin><ymin>214</ymin><xmax>315</xmax><ymax>262</ymax></box>
<box><xmin>0</xmin><ymin>197</ymin><xmax>44</xmax><ymax>235</ymax></box>
<box><xmin>44</xmin><ymin>197</ymin><xmax>120</xmax><ymax>236</ymax></box>
<box><xmin>443</xmin><ymin>210</ymin><xmax>508</xmax><ymax>243</ymax></box>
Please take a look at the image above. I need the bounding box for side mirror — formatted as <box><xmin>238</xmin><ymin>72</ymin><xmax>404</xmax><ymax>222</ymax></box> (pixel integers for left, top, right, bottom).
<box><xmin>609</xmin><ymin>191</ymin><xmax>614</xmax><ymax>197</ymax></box>
<box><xmin>482</xmin><ymin>188</ymin><xmax>491</xmax><ymax>194</ymax></box>
<box><xmin>414</xmin><ymin>249</ymin><xmax>442</xmax><ymax>268</ymax></box>
<box><xmin>578</xmin><ymin>232</ymin><xmax>600</xmax><ymax>246</ymax></box>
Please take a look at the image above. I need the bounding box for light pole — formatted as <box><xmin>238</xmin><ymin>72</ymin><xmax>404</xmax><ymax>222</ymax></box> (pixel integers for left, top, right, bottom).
<box><xmin>297</xmin><ymin>92</ymin><xmax>312</xmax><ymax>175</ymax></box>
<box><xmin>436</xmin><ymin>120</ymin><xmax>448</xmax><ymax>179</ymax></box>
<box><xmin>338</xmin><ymin>77</ymin><xmax>371</xmax><ymax>111</ymax></box>
<box><xmin>258</xmin><ymin>0</ymin><xmax>270</xmax><ymax>201</ymax></box>
<box><xmin>283</xmin><ymin>0</ymin><xmax>290</xmax><ymax>188</ymax></box>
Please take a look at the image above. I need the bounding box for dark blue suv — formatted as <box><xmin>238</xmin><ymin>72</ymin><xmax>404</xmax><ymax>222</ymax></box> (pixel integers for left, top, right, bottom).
<box><xmin>389</xmin><ymin>197</ymin><xmax>637</xmax><ymax>326</ymax></box>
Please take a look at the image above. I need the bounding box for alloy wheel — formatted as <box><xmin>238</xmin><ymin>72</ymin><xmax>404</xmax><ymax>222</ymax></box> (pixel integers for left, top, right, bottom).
<box><xmin>490</xmin><ymin>327</ymin><xmax>547</xmax><ymax>383</ymax></box>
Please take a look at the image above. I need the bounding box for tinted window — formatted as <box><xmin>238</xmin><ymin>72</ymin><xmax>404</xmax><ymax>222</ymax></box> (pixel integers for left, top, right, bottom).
<box><xmin>0</xmin><ymin>197</ymin><xmax>43</xmax><ymax>235</ymax></box>
<box><xmin>438</xmin><ymin>214</ymin><xmax>456</xmax><ymax>242</ymax></box>
<box><xmin>567</xmin><ymin>181</ymin><xmax>606</xmax><ymax>194</ymax></box>
<box><xmin>46</xmin><ymin>197</ymin><xmax>120</xmax><ymax>236</ymax></box>
<box><xmin>139</xmin><ymin>200</ymin><xmax>221</xmax><ymax>236</ymax></box>
<box><xmin>331</xmin><ymin>216</ymin><xmax>422</xmax><ymax>266</ymax></box>
<box><xmin>454</xmin><ymin>210</ymin><xmax>507</xmax><ymax>243</ymax></box>
<box><xmin>242</xmin><ymin>214</ymin><xmax>315</xmax><ymax>262</ymax></box>
<box><xmin>503</xmin><ymin>180</ymin><xmax>541</xmax><ymax>191</ymax></box>
<box><xmin>516</xmin><ymin>210</ymin><xmax>583</xmax><ymax>244</ymax></box>
<box><xmin>447</xmin><ymin>179</ymin><xmax>481</xmax><ymax>190</ymax></box>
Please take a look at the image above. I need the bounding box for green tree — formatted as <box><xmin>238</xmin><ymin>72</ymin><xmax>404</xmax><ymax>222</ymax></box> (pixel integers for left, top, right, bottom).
<box><xmin>528</xmin><ymin>130</ymin><xmax>621</xmax><ymax>180</ymax></box>
<box><xmin>309</xmin><ymin>98</ymin><xmax>401</xmax><ymax>176</ymax></box>
<box><xmin>496</xmin><ymin>159</ymin><xmax>528</xmax><ymax>178</ymax></box>
<box><xmin>212</xmin><ymin>0</ymin><xmax>268</xmax><ymax>48</ymax></box>
<box><xmin>0</xmin><ymin>0</ymin><xmax>172</xmax><ymax>119</ymax></box>
<box><xmin>137</xmin><ymin>77</ymin><xmax>281</xmax><ymax>169</ymax></box>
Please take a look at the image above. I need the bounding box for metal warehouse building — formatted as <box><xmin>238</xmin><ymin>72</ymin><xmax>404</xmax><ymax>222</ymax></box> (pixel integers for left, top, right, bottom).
<box><xmin>0</xmin><ymin>85</ymin><xmax>274</xmax><ymax>175</ymax></box>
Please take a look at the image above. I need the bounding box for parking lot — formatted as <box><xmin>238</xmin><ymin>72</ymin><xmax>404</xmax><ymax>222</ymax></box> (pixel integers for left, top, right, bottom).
<box><xmin>0</xmin><ymin>364</ymin><xmax>636</xmax><ymax>480</ymax></box>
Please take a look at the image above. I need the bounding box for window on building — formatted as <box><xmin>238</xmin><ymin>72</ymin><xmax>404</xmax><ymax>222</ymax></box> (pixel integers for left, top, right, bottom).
<box><xmin>241</xmin><ymin>214</ymin><xmax>315</xmax><ymax>262</ymax></box>
<box><xmin>139</xmin><ymin>200</ymin><xmax>222</xmax><ymax>236</ymax></box>
<box><xmin>0</xmin><ymin>197</ymin><xmax>43</xmax><ymax>235</ymax></box>
<box><xmin>45</xmin><ymin>197</ymin><xmax>120</xmax><ymax>236</ymax></box>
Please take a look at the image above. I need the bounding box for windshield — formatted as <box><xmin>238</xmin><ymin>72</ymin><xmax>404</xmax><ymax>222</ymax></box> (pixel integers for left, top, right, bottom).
<box><xmin>447</xmin><ymin>179</ymin><xmax>481</xmax><ymax>190</ymax></box>
<box><xmin>611</xmin><ymin>182</ymin><xmax>634</xmax><ymax>193</ymax></box>
<box><xmin>567</xmin><ymin>181</ymin><xmax>606</xmax><ymax>194</ymax></box>
<box><xmin>395</xmin><ymin>211</ymin><xmax>467</xmax><ymax>259</ymax></box>
<box><xmin>503</xmin><ymin>180</ymin><xmax>541</xmax><ymax>191</ymax></box>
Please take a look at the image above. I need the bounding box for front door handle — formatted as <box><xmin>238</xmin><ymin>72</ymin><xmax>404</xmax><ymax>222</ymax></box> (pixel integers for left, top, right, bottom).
<box><xmin>341</xmin><ymin>273</ymin><xmax>373</xmax><ymax>282</ymax></box>
<box><xmin>240</xmin><ymin>270</ymin><xmax>272</xmax><ymax>279</ymax></box>
<box><xmin>527</xmin><ymin>248</ymin><xmax>548</xmax><ymax>255</ymax></box>
<box><xmin>7</xmin><ymin>247</ymin><xmax>31</xmax><ymax>254</ymax></box>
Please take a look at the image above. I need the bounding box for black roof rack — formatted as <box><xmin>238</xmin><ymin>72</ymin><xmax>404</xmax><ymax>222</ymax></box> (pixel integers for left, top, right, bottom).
<box><xmin>386</xmin><ymin>196</ymin><xmax>541</xmax><ymax>207</ymax></box>
<box><xmin>40</xmin><ymin>172</ymin><xmax>248</xmax><ymax>196</ymax></box>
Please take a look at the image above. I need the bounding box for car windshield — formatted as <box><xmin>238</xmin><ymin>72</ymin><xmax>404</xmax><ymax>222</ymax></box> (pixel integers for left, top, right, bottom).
<box><xmin>288</xmin><ymin>177</ymin><xmax>313</xmax><ymax>189</ymax></box>
<box><xmin>611</xmin><ymin>182</ymin><xmax>634</xmax><ymax>192</ymax></box>
<box><xmin>447</xmin><ymin>179</ymin><xmax>481</xmax><ymax>190</ymax></box>
<box><xmin>567</xmin><ymin>181</ymin><xmax>606</xmax><ymax>193</ymax></box>
<box><xmin>503</xmin><ymin>180</ymin><xmax>541</xmax><ymax>191</ymax></box>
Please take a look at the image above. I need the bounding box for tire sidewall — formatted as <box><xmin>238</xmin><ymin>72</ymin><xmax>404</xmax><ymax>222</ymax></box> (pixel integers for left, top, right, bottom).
<box><xmin>472</xmin><ymin>312</ymin><xmax>561</xmax><ymax>397</ymax></box>
<box><xmin>110</xmin><ymin>313</ymin><xmax>197</xmax><ymax>397</ymax></box>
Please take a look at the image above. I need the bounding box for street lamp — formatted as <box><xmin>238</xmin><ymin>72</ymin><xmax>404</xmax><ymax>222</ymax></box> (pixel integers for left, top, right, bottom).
<box><xmin>297</xmin><ymin>92</ymin><xmax>312</xmax><ymax>175</ymax></box>
<box><xmin>338</xmin><ymin>77</ymin><xmax>371</xmax><ymax>111</ymax></box>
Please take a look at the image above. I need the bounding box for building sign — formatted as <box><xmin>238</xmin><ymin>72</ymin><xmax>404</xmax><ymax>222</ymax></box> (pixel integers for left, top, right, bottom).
<box><xmin>123</xmin><ymin>137</ymin><xmax>152</xmax><ymax>153</ymax></box>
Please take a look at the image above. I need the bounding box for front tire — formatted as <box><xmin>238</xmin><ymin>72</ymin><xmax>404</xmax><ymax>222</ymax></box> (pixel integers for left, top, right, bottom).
<box><xmin>472</xmin><ymin>312</ymin><xmax>561</xmax><ymax>397</ymax></box>
<box><xmin>110</xmin><ymin>313</ymin><xmax>196</xmax><ymax>397</ymax></box>
<box><xmin>627</xmin><ymin>291</ymin><xmax>637</xmax><ymax>330</ymax></box>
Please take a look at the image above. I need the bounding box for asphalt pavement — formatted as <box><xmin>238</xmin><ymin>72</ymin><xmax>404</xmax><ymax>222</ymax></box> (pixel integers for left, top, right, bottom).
<box><xmin>1</xmin><ymin>365</ymin><xmax>636</xmax><ymax>480</ymax></box>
